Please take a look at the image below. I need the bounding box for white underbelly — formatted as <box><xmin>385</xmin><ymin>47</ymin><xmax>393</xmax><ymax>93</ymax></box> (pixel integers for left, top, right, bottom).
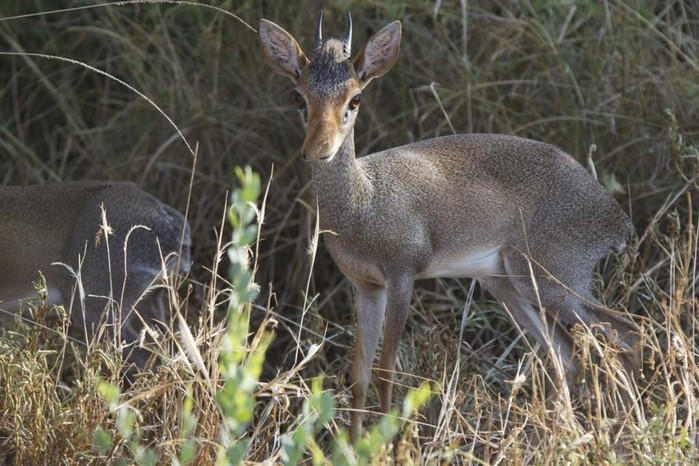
<box><xmin>420</xmin><ymin>245</ymin><xmax>502</xmax><ymax>279</ymax></box>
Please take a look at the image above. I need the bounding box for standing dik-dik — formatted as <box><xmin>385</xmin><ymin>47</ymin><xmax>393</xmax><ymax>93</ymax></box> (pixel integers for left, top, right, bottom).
<box><xmin>260</xmin><ymin>13</ymin><xmax>638</xmax><ymax>442</ymax></box>
<box><xmin>0</xmin><ymin>181</ymin><xmax>191</xmax><ymax>368</ymax></box>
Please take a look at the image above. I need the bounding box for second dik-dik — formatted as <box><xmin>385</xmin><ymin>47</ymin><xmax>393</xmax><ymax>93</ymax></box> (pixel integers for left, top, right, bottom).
<box><xmin>260</xmin><ymin>14</ymin><xmax>639</xmax><ymax>442</ymax></box>
<box><xmin>0</xmin><ymin>181</ymin><xmax>191</xmax><ymax>368</ymax></box>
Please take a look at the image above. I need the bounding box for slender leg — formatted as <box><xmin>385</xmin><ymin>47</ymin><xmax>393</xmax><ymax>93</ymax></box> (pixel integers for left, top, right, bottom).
<box><xmin>480</xmin><ymin>275</ymin><xmax>577</xmax><ymax>386</ymax></box>
<box><xmin>350</xmin><ymin>282</ymin><xmax>388</xmax><ymax>444</ymax></box>
<box><xmin>377</xmin><ymin>275</ymin><xmax>414</xmax><ymax>415</ymax></box>
<box><xmin>504</xmin><ymin>247</ymin><xmax>641</xmax><ymax>384</ymax></box>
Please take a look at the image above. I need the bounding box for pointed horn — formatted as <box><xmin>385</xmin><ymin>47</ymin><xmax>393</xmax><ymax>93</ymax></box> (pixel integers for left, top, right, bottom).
<box><xmin>314</xmin><ymin>10</ymin><xmax>323</xmax><ymax>53</ymax></box>
<box><xmin>343</xmin><ymin>12</ymin><xmax>352</xmax><ymax>57</ymax></box>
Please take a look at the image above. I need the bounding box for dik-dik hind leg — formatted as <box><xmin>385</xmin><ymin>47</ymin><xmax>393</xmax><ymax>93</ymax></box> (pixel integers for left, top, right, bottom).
<box><xmin>480</xmin><ymin>276</ymin><xmax>578</xmax><ymax>385</ymax></box>
<box><xmin>350</xmin><ymin>281</ymin><xmax>387</xmax><ymax>444</ymax></box>
<box><xmin>553</xmin><ymin>296</ymin><xmax>642</xmax><ymax>381</ymax></box>
<box><xmin>504</xmin><ymin>249</ymin><xmax>641</xmax><ymax>381</ymax></box>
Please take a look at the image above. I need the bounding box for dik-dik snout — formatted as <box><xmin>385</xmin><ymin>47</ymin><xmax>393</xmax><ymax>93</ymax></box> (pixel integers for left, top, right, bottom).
<box><xmin>298</xmin><ymin>90</ymin><xmax>362</xmax><ymax>162</ymax></box>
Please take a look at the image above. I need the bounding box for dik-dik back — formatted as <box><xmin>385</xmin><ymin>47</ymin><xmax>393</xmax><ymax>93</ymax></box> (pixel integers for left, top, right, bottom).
<box><xmin>334</xmin><ymin>134</ymin><xmax>632</xmax><ymax>276</ymax></box>
<box><xmin>260</xmin><ymin>13</ymin><xmax>638</xmax><ymax>443</ymax></box>
<box><xmin>0</xmin><ymin>181</ymin><xmax>191</xmax><ymax>367</ymax></box>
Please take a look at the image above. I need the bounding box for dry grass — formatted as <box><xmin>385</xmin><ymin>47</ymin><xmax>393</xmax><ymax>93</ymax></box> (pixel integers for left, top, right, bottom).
<box><xmin>0</xmin><ymin>0</ymin><xmax>698</xmax><ymax>464</ymax></box>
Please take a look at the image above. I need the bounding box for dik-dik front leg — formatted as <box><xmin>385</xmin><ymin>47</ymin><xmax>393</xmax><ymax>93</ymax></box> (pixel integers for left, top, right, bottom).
<box><xmin>377</xmin><ymin>276</ymin><xmax>414</xmax><ymax>414</ymax></box>
<box><xmin>350</xmin><ymin>275</ymin><xmax>414</xmax><ymax>443</ymax></box>
<box><xmin>350</xmin><ymin>280</ymin><xmax>387</xmax><ymax>444</ymax></box>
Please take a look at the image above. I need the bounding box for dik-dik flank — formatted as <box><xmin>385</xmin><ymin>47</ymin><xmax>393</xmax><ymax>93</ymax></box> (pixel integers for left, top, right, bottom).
<box><xmin>0</xmin><ymin>181</ymin><xmax>191</xmax><ymax>368</ymax></box>
<box><xmin>260</xmin><ymin>13</ymin><xmax>638</xmax><ymax>442</ymax></box>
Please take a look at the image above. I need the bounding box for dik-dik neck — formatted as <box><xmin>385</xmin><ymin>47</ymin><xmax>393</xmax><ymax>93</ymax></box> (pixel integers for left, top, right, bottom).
<box><xmin>310</xmin><ymin>129</ymin><xmax>372</xmax><ymax>231</ymax></box>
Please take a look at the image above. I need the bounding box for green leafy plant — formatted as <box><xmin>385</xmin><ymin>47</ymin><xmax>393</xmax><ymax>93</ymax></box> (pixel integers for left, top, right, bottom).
<box><xmin>280</xmin><ymin>377</ymin><xmax>434</xmax><ymax>466</ymax></box>
<box><xmin>216</xmin><ymin>166</ymin><xmax>274</xmax><ymax>465</ymax></box>
<box><xmin>94</xmin><ymin>381</ymin><xmax>156</xmax><ymax>466</ymax></box>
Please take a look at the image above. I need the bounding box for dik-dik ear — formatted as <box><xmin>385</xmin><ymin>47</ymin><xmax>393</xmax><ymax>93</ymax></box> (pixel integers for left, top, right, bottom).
<box><xmin>259</xmin><ymin>19</ymin><xmax>309</xmax><ymax>83</ymax></box>
<box><xmin>353</xmin><ymin>21</ymin><xmax>401</xmax><ymax>89</ymax></box>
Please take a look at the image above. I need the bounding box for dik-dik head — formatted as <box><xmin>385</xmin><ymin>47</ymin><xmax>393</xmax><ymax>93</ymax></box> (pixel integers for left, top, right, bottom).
<box><xmin>260</xmin><ymin>13</ymin><xmax>401</xmax><ymax>162</ymax></box>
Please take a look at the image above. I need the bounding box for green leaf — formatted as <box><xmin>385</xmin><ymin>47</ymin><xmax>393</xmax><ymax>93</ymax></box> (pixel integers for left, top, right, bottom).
<box><xmin>93</xmin><ymin>427</ymin><xmax>113</xmax><ymax>454</ymax></box>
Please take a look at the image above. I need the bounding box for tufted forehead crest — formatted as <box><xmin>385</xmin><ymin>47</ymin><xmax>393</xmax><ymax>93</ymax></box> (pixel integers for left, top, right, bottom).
<box><xmin>303</xmin><ymin>39</ymin><xmax>358</xmax><ymax>98</ymax></box>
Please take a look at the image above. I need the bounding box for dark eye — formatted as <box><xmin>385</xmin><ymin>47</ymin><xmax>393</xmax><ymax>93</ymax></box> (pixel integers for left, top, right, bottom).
<box><xmin>348</xmin><ymin>94</ymin><xmax>362</xmax><ymax>111</ymax></box>
<box><xmin>292</xmin><ymin>90</ymin><xmax>306</xmax><ymax>110</ymax></box>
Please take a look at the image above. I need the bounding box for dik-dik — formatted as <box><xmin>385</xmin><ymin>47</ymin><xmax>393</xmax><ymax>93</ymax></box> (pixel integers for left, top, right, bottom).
<box><xmin>0</xmin><ymin>181</ymin><xmax>191</xmax><ymax>368</ymax></box>
<box><xmin>260</xmin><ymin>13</ymin><xmax>639</xmax><ymax>443</ymax></box>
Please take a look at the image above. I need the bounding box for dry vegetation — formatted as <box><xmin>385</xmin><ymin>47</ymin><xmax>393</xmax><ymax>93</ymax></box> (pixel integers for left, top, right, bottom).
<box><xmin>0</xmin><ymin>0</ymin><xmax>698</xmax><ymax>464</ymax></box>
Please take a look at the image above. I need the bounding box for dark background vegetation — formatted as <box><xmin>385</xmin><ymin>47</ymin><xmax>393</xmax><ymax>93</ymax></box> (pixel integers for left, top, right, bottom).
<box><xmin>3</xmin><ymin>0</ymin><xmax>696</xmax><ymax>364</ymax></box>
<box><xmin>0</xmin><ymin>1</ymin><xmax>697</xmax><ymax>462</ymax></box>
